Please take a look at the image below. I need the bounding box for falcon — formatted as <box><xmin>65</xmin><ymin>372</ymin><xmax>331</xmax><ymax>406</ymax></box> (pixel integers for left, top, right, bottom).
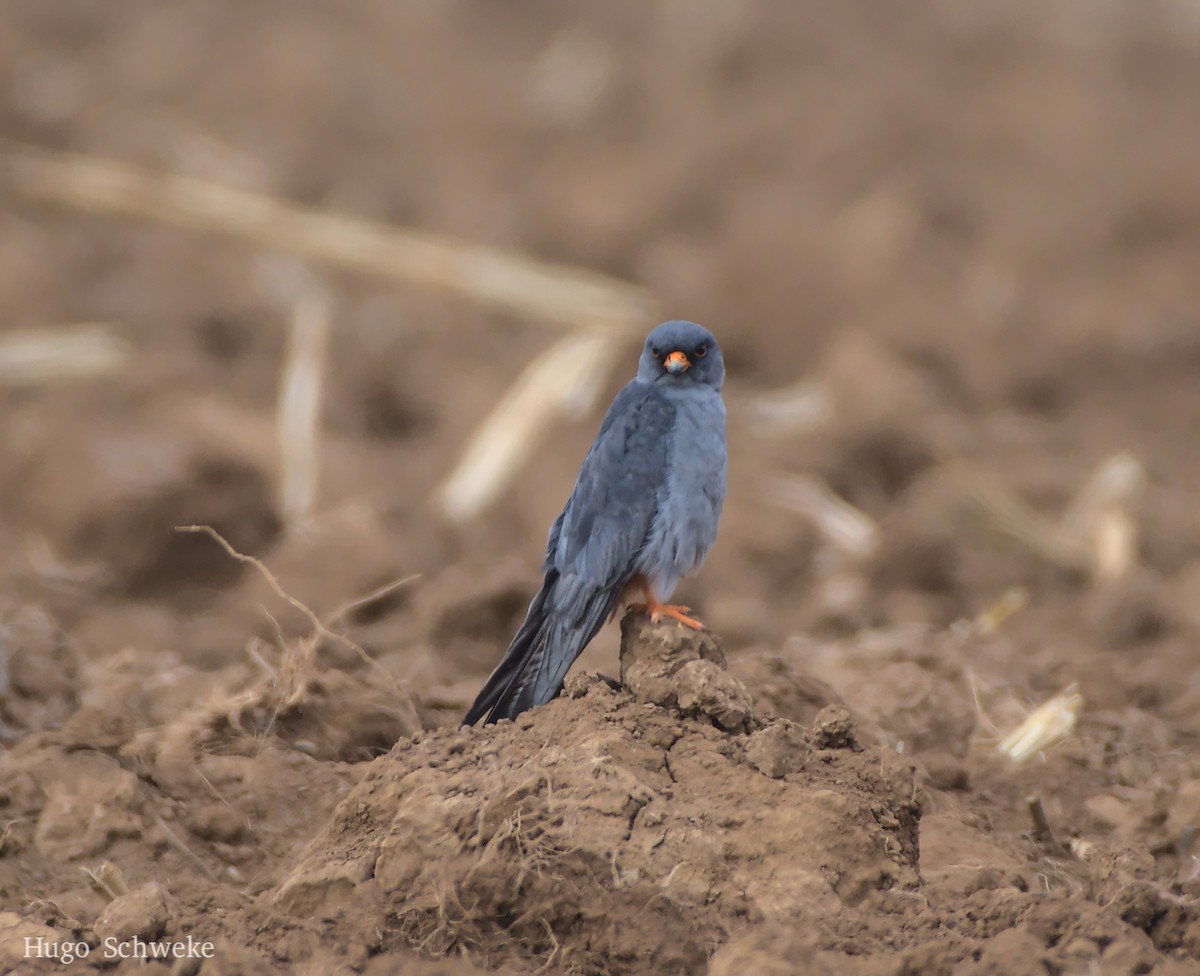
<box><xmin>464</xmin><ymin>321</ymin><xmax>727</xmax><ymax>725</ymax></box>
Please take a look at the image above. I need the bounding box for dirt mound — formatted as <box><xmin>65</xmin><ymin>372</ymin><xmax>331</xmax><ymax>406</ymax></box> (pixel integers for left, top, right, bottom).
<box><xmin>262</xmin><ymin>616</ymin><xmax>1200</xmax><ymax>975</ymax></box>
<box><xmin>2</xmin><ymin>604</ymin><xmax>1199</xmax><ymax>974</ymax></box>
<box><xmin>274</xmin><ymin>614</ymin><xmax>921</xmax><ymax>974</ymax></box>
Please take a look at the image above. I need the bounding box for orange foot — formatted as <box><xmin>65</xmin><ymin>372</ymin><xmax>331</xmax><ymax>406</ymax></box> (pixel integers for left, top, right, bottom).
<box><xmin>629</xmin><ymin>600</ymin><xmax>705</xmax><ymax>630</ymax></box>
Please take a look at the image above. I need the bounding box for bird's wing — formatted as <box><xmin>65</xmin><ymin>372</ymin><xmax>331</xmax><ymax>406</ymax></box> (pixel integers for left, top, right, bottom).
<box><xmin>548</xmin><ymin>381</ymin><xmax>674</xmax><ymax>593</ymax></box>
<box><xmin>521</xmin><ymin>381</ymin><xmax>675</xmax><ymax>706</ymax></box>
<box><xmin>465</xmin><ymin>383</ymin><xmax>674</xmax><ymax>723</ymax></box>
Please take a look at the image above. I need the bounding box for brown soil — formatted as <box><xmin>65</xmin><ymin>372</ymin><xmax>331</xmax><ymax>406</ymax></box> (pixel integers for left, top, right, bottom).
<box><xmin>4</xmin><ymin>2</ymin><xmax>1200</xmax><ymax>974</ymax></box>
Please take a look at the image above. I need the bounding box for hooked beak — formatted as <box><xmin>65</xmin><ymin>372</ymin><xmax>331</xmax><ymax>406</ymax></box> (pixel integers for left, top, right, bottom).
<box><xmin>664</xmin><ymin>350</ymin><xmax>691</xmax><ymax>375</ymax></box>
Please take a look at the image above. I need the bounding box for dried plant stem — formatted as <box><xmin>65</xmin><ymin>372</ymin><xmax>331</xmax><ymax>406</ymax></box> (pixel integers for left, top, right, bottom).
<box><xmin>1025</xmin><ymin>796</ymin><xmax>1062</xmax><ymax>853</ymax></box>
<box><xmin>1060</xmin><ymin>453</ymin><xmax>1144</xmax><ymax>583</ymax></box>
<box><xmin>970</xmin><ymin>587</ymin><xmax>1030</xmax><ymax>637</ymax></box>
<box><xmin>174</xmin><ymin>525</ymin><xmax>410</xmax><ymax>695</ymax></box>
<box><xmin>947</xmin><ymin>460</ymin><xmax>1091</xmax><ymax>571</ymax></box>
<box><xmin>153</xmin><ymin>814</ymin><xmax>219</xmax><ymax>883</ymax></box>
<box><xmin>998</xmin><ymin>686</ymin><xmax>1084</xmax><ymax>764</ymax></box>
<box><xmin>2</xmin><ymin>146</ymin><xmax>653</xmax><ymax>331</ymax></box>
<box><xmin>277</xmin><ymin>290</ymin><xmax>331</xmax><ymax>525</ymax></box>
<box><xmin>765</xmin><ymin>474</ymin><xmax>879</xmax><ymax>559</ymax></box>
<box><xmin>437</xmin><ymin>326</ymin><xmax>629</xmax><ymax>521</ymax></box>
<box><xmin>326</xmin><ymin>573</ymin><xmax>422</xmax><ymax>626</ymax></box>
<box><xmin>81</xmin><ymin>861</ymin><xmax>130</xmax><ymax>902</ymax></box>
<box><xmin>1059</xmin><ymin>452</ymin><xmax>1144</xmax><ymax>540</ymax></box>
<box><xmin>0</xmin><ymin>324</ymin><xmax>130</xmax><ymax>386</ymax></box>
<box><xmin>948</xmin><ymin>453</ymin><xmax>1144</xmax><ymax>581</ymax></box>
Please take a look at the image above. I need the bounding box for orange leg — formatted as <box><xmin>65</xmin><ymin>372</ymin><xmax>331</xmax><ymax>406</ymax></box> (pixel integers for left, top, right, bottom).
<box><xmin>627</xmin><ymin>577</ymin><xmax>705</xmax><ymax>630</ymax></box>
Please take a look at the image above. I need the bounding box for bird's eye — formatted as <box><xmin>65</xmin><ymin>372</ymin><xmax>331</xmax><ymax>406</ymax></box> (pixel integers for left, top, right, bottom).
<box><xmin>694</xmin><ymin>344</ymin><xmax>708</xmax><ymax>358</ymax></box>
<box><xmin>649</xmin><ymin>345</ymin><xmax>660</xmax><ymax>358</ymax></box>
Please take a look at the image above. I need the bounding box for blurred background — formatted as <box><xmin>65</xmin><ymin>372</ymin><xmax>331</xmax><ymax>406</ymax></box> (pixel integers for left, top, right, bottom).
<box><xmin>3</xmin><ymin>2</ymin><xmax>1200</xmax><ymax>756</ymax></box>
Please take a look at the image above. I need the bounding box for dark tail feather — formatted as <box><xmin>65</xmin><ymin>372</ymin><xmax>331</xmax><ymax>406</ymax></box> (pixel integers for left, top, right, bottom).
<box><xmin>463</xmin><ymin>571</ymin><xmax>558</xmax><ymax>726</ymax></box>
<box><xmin>463</xmin><ymin>570</ymin><xmax>617</xmax><ymax>725</ymax></box>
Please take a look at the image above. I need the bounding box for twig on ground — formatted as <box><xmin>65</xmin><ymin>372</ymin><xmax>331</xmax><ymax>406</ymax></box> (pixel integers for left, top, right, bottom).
<box><xmin>963</xmin><ymin>666</ymin><xmax>1005</xmax><ymax>739</ymax></box>
<box><xmin>437</xmin><ymin>326</ymin><xmax>630</xmax><ymax>521</ymax></box>
<box><xmin>1059</xmin><ymin>452</ymin><xmax>1144</xmax><ymax>541</ymax></box>
<box><xmin>2</xmin><ymin>146</ymin><xmax>653</xmax><ymax>331</ymax></box>
<box><xmin>946</xmin><ymin>460</ymin><xmax>1092</xmax><ymax>571</ymax></box>
<box><xmin>764</xmin><ymin>474</ymin><xmax>879</xmax><ymax>559</ymax></box>
<box><xmin>998</xmin><ymin>685</ymin><xmax>1084</xmax><ymax>764</ymax></box>
<box><xmin>1025</xmin><ymin>796</ymin><xmax>1063</xmax><ymax>853</ymax></box>
<box><xmin>946</xmin><ymin>453</ymin><xmax>1144</xmax><ymax>582</ymax></box>
<box><xmin>81</xmin><ymin>861</ymin><xmax>130</xmax><ymax>902</ymax></box>
<box><xmin>957</xmin><ymin>587</ymin><xmax>1029</xmax><ymax>638</ymax></box>
<box><xmin>173</xmin><ymin>525</ymin><xmax>402</xmax><ymax>693</ymax></box>
<box><xmin>0</xmin><ymin>324</ymin><xmax>130</xmax><ymax>386</ymax></box>
<box><xmin>277</xmin><ymin>287</ymin><xmax>332</xmax><ymax>526</ymax></box>
<box><xmin>0</xmin><ymin>819</ymin><xmax>24</xmax><ymax>854</ymax></box>
<box><xmin>153</xmin><ymin>814</ymin><xmax>219</xmax><ymax>883</ymax></box>
<box><xmin>1059</xmin><ymin>453</ymin><xmax>1144</xmax><ymax>583</ymax></box>
<box><xmin>167</xmin><ymin>524</ymin><xmax>424</xmax><ymax>749</ymax></box>
<box><xmin>326</xmin><ymin>573</ymin><xmax>422</xmax><ymax>626</ymax></box>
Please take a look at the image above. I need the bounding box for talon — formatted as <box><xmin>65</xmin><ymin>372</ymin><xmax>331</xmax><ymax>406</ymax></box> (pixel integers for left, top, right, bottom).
<box><xmin>650</xmin><ymin>604</ymin><xmax>705</xmax><ymax>630</ymax></box>
<box><xmin>652</xmin><ymin>605</ymin><xmax>705</xmax><ymax>629</ymax></box>
<box><xmin>624</xmin><ymin>577</ymin><xmax>704</xmax><ymax>629</ymax></box>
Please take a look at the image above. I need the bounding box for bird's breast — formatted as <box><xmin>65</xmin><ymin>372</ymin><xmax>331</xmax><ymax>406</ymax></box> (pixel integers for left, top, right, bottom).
<box><xmin>638</xmin><ymin>389</ymin><xmax>727</xmax><ymax>596</ymax></box>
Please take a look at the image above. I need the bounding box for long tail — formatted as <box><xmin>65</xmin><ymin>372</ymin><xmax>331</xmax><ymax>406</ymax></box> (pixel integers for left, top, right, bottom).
<box><xmin>463</xmin><ymin>569</ymin><xmax>616</xmax><ymax>725</ymax></box>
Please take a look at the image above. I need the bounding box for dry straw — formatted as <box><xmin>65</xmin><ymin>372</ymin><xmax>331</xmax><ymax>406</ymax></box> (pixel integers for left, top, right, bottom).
<box><xmin>2</xmin><ymin>147</ymin><xmax>652</xmax><ymax>330</ymax></box>
<box><xmin>0</xmin><ymin>324</ymin><xmax>130</xmax><ymax>386</ymax></box>
<box><xmin>277</xmin><ymin>289</ymin><xmax>332</xmax><ymax>526</ymax></box>
<box><xmin>747</xmin><ymin>380</ymin><xmax>832</xmax><ymax>435</ymax></box>
<box><xmin>1059</xmin><ymin>452</ymin><xmax>1144</xmax><ymax>583</ymax></box>
<box><xmin>950</xmin><ymin>452</ymin><xmax>1144</xmax><ymax>582</ymax></box>
<box><xmin>438</xmin><ymin>326</ymin><xmax>628</xmax><ymax>521</ymax></box>
<box><xmin>997</xmin><ymin>685</ymin><xmax>1084</xmax><ymax>764</ymax></box>
<box><xmin>81</xmin><ymin>861</ymin><xmax>129</xmax><ymax>903</ymax></box>
<box><xmin>765</xmin><ymin>474</ymin><xmax>879</xmax><ymax>559</ymax></box>
<box><xmin>174</xmin><ymin>524</ymin><xmax>404</xmax><ymax>684</ymax></box>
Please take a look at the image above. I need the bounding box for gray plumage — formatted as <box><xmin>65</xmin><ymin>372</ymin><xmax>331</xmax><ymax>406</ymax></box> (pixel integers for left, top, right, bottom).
<box><xmin>464</xmin><ymin>321</ymin><xmax>727</xmax><ymax>725</ymax></box>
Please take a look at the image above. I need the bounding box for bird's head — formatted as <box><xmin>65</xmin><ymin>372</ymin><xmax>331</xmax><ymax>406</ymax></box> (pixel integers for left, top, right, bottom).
<box><xmin>637</xmin><ymin>321</ymin><xmax>724</xmax><ymax>390</ymax></box>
